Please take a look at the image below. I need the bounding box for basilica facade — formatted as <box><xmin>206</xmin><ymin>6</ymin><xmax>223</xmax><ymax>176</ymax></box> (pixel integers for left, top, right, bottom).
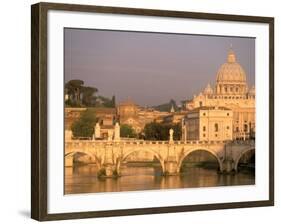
<box><xmin>183</xmin><ymin>49</ymin><xmax>255</xmax><ymax>141</ymax></box>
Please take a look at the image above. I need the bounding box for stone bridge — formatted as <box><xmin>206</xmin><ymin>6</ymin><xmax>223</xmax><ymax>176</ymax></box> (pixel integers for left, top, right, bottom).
<box><xmin>65</xmin><ymin>139</ymin><xmax>255</xmax><ymax>177</ymax></box>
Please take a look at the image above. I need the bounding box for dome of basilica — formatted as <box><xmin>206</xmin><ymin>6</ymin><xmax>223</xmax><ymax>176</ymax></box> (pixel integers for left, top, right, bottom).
<box><xmin>216</xmin><ymin>49</ymin><xmax>247</xmax><ymax>83</ymax></box>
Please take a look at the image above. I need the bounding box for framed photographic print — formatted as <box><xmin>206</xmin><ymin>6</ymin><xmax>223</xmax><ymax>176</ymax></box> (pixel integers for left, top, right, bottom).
<box><xmin>31</xmin><ymin>2</ymin><xmax>274</xmax><ymax>221</ymax></box>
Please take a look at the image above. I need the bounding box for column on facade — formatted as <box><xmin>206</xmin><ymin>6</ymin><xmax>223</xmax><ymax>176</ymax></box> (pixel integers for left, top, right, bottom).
<box><xmin>221</xmin><ymin>85</ymin><xmax>224</xmax><ymax>94</ymax></box>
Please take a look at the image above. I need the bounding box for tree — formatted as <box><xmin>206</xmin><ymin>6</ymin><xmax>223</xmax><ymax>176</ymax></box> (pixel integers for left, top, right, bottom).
<box><xmin>143</xmin><ymin>122</ymin><xmax>161</xmax><ymax>140</ymax></box>
<box><xmin>111</xmin><ymin>95</ymin><xmax>116</xmax><ymax>108</ymax></box>
<box><xmin>71</xmin><ymin>108</ymin><xmax>96</xmax><ymax>137</ymax></box>
<box><xmin>97</xmin><ymin>95</ymin><xmax>115</xmax><ymax>108</ymax></box>
<box><xmin>81</xmin><ymin>86</ymin><xmax>98</xmax><ymax>106</ymax></box>
<box><xmin>65</xmin><ymin>79</ymin><xmax>116</xmax><ymax>108</ymax></box>
<box><xmin>144</xmin><ymin>122</ymin><xmax>182</xmax><ymax>140</ymax></box>
<box><xmin>172</xmin><ymin>123</ymin><xmax>182</xmax><ymax>140</ymax></box>
<box><xmin>65</xmin><ymin>79</ymin><xmax>84</xmax><ymax>106</ymax></box>
<box><xmin>120</xmin><ymin>124</ymin><xmax>136</xmax><ymax>138</ymax></box>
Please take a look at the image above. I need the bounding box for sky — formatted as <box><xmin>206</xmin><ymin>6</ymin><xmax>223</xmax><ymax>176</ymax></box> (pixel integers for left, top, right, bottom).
<box><xmin>64</xmin><ymin>28</ymin><xmax>255</xmax><ymax>107</ymax></box>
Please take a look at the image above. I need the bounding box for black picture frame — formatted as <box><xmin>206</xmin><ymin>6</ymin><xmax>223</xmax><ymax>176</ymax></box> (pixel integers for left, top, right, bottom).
<box><xmin>31</xmin><ymin>2</ymin><xmax>274</xmax><ymax>221</ymax></box>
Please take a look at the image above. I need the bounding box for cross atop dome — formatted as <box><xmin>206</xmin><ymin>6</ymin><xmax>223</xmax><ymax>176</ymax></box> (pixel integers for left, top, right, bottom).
<box><xmin>227</xmin><ymin>45</ymin><xmax>236</xmax><ymax>63</ymax></box>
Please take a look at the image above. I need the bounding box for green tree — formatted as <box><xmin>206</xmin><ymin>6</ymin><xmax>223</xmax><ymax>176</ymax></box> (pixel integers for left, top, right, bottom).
<box><xmin>97</xmin><ymin>95</ymin><xmax>116</xmax><ymax>108</ymax></box>
<box><xmin>111</xmin><ymin>95</ymin><xmax>116</xmax><ymax>108</ymax></box>
<box><xmin>81</xmin><ymin>86</ymin><xmax>98</xmax><ymax>106</ymax></box>
<box><xmin>71</xmin><ymin>108</ymin><xmax>96</xmax><ymax>138</ymax></box>
<box><xmin>143</xmin><ymin>122</ymin><xmax>161</xmax><ymax>140</ymax></box>
<box><xmin>65</xmin><ymin>79</ymin><xmax>117</xmax><ymax>108</ymax></box>
<box><xmin>65</xmin><ymin>79</ymin><xmax>84</xmax><ymax>106</ymax></box>
<box><xmin>120</xmin><ymin>124</ymin><xmax>136</xmax><ymax>138</ymax></box>
<box><xmin>144</xmin><ymin>122</ymin><xmax>182</xmax><ymax>140</ymax></box>
<box><xmin>171</xmin><ymin>123</ymin><xmax>182</xmax><ymax>140</ymax></box>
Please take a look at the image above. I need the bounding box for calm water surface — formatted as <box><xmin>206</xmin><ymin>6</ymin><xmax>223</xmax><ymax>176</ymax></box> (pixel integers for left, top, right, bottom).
<box><xmin>65</xmin><ymin>163</ymin><xmax>255</xmax><ymax>194</ymax></box>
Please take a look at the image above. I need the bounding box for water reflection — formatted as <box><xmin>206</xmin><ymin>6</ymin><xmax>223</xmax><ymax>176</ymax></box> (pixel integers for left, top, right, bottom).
<box><xmin>65</xmin><ymin>163</ymin><xmax>255</xmax><ymax>194</ymax></box>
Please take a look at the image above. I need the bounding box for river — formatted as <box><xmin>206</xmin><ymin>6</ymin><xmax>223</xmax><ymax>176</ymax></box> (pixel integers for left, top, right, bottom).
<box><xmin>64</xmin><ymin>162</ymin><xmax>255</xmax><ymax>194</ymax></box>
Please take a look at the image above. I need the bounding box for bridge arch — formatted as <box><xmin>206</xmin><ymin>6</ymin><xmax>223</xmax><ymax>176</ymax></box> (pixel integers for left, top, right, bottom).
<box><xmin>65</xmin><ymin>150</ymin><xmax>101</xmax><ymax>168</ymax></box>
<box><xmin>234</xmin><ymin>148</ymin><xmax>255</xmax><ymax>171</ymax></box>
<box><xmin>117</xmin><ymin>148</ymin><xmax>165</xmax><ymax>174</ymax></box>
<box><xmin>177</xmin><ymin>148</ymin><xmax>223</xmax><ymax>172</ymax></box>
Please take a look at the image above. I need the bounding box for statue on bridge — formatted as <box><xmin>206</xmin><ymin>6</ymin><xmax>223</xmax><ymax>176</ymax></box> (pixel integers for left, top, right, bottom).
<box><xmin>114</xmin><ymin>122</ymin><xmax>120</xmax><ymax>141</ymax></box>
<box><xmin>169</xmin><ymin>128</ymin><xmax>174</xmax><ymax>143</ymax></box>
<box><xmin>95</xmin><ymin>123</ymin><xmax>101</xmax><ymax>139</ymax></box>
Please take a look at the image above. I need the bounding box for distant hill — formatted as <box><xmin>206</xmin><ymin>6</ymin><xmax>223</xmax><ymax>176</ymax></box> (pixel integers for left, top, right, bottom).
<box><xmin>152</xmin><ymin>99</ymin><xmax>179</xmax><ymax>112</ymax></box>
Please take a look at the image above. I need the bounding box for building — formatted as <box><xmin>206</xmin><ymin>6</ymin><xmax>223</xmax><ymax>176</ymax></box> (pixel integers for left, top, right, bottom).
<box><xmin>183</xmin><ymin>106</ymin><xmax>233</xmax><ymax>141</ymax></box>
<box><xmin>117</xmin><ymin>100</ymin><xmax>170</xmax><ymax>133</ymax></box>
<box><xmin>117</xmin><ymin>99</ymin><xmax>143</xmax><ymax>133</ymax></box>
<box><xmin>163</xmin><ymin>112</ymin><xmax>188</xmax><ymax>124</ymax></box>
<box><xmin>65</xmin><ymin>107</ymin><xmax>117</xmax><ymax>139</ymax></box>
<box><xmin>65</xmin><ymin>107</ymin><xmax>87</xmax><ymax>130</ymax></box>
<box><xmin>93</xmin><ymin>107</ymin><xmax>117</xmax><ymax>126</ymax></box>
<box><xmin>183</xmin><ymin>48</ymin><xmax>255</xmax><ymax>140</ymax></box>
<box><xmin>138</xmin><ymin>108</ymin><xmax>170</xmax><ymax>125</ymax></box>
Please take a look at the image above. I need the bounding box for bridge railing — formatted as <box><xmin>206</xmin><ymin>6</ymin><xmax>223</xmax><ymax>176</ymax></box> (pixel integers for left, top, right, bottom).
<box><xmin>64</xmin><ymin>139</ymin><xmax>243</xmax><ymax>146</ymax></box>
<box><xmin>230</xmin><ymin>139</ymin><xmax>255</xmax><ymax>146</ymax></box>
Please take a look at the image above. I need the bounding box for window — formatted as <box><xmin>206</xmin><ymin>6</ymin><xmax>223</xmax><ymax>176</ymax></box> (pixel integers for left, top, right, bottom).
<box><xmin>225</xmin><ymin>87</ymin><xmax>227</xmax><ymax>93</ymax></box>
<box><xmin>214</xmin><ymin>123</ymin><xmax>218</xmax><ymax>132</ymax></box>
<box><xmin>203</xmin><ymin>126</ymin><xmax>206</xmax><ymax>132</ymax></box>
<box><xmin>226</xmin><ymin>126</ymin><xmax>229</xmax><ymax>130</ymax></box>
<box><xmin>227</xmin><ymin>113</ymin><xmax>229</xmax><ymax>116</ymax></box>
<box><xmin>236</xmin><ymin>127</ymin><xmax>239</xmax><ymax>132</ymax></box>
<box><xmin>203</xmin><ymin>113</ymin><xmax>206</xmax><ymax>116</ymax></box>
<box><xmin>199</xmin><ymin>101</ymin><xmax>203</xmax><ymax>107</ymax></box>
<box><xmin>203</xmin><ymin>134</ymin><xmax>206</xmax><ymax>137</ymax></box>
<box><xmin>244</xmin><ymin>124</ymin><xmax>248</xmax><ymax>132</ymax></box>
<box><xmin>236</xmin><ymin>87</ymin><xmax>239</xmax><ymax>92</ymax></box>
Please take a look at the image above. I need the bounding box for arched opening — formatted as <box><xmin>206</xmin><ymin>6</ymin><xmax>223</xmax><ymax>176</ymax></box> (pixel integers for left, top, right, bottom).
<box><xmin>64</xmin><ymin>151</ymin><xmax>101</xmax><ymax>194</ymax></box>
<box><xmin>177</xmin><ymin>149</ymin><xmax>223</xmax><ymax>188</ymax></box>
<box><xmin>118</xmin><ymin>149</ymin><xmax>164</xmax><ymax>177</ymax></box>
<box><xmin>235</xmin><ymin>149</ymin><xmax>255</xmax><ymax>172</ymax></box>
<box><xmin>72</xmin><ymin>152</ymin><xmax>96</xmax><ymax>165</ymax></box>
<box><xmin>179</xmin><ymin>149</ymin><xmax>221</xmax><ymax>173</ymax></box>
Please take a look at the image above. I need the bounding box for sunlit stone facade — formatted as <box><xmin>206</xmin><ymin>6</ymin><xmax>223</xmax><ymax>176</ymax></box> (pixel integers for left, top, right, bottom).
<box><xmin>183</xmin><ymin>107</ymin><xmax>233</xmax><ymax>141</ymax></box>
<box><xmin>184</xmin><ymin>49</ymin><xmax>255</xmax><ymax>140</ymax></box>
